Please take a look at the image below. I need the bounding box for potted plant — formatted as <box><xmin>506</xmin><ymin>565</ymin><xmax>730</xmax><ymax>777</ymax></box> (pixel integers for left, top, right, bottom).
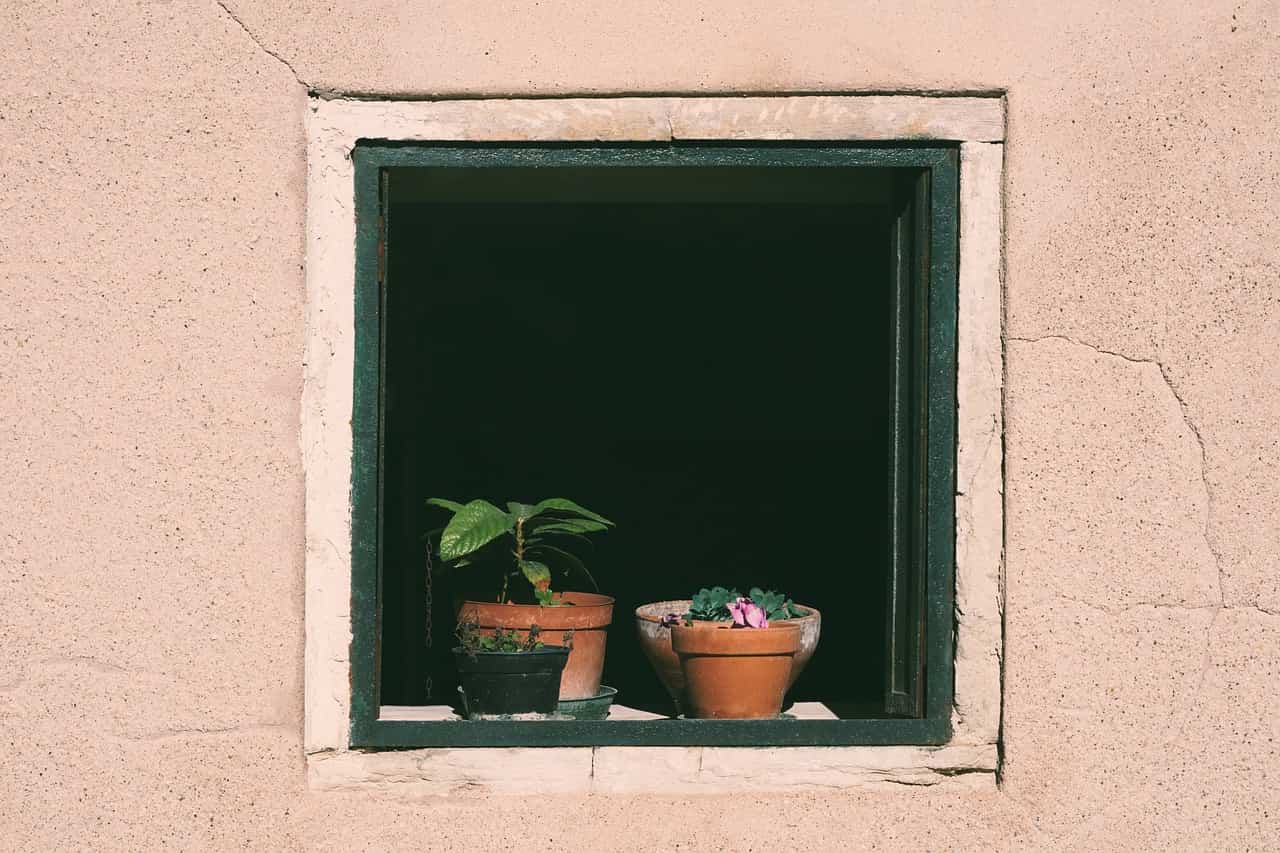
<box><xmin>635</xmin><ymin>587</ymin><xmax>821</xmax><ymax>717</ymax></box>
<box><xmin>429</xmin><ymin>497</ymin><xmax>614</xmax><ymax>701</ymax></box>
<box><xmin>453</xmin><ymin>619</ymin><xmax>571</xmax><ymax>718</ymax></box>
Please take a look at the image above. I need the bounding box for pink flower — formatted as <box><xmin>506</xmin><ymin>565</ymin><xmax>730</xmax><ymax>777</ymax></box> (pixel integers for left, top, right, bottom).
<box><xmin>727</xmin><ymin>597</ymin><xmax>768</xmax><ymax>628</ymax></box>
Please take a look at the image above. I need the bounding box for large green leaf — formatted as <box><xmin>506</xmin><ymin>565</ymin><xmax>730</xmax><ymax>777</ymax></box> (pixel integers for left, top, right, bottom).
<box><xmin>532</xmin><ymin>498</ymin><xmax>614</xmax><ymax>526</ymax></box>
<box><xmin>531</xmin><ymin>519</ymin><xmax>609</xmax><ymax>536</ymax></box>
<box><xmin>529</xmin><ymin>530</ymin><xmax>594</xmax><ymax>550</ymax></box>
<box><xmin>518</xmin><ymin>559</ymin><xmax>552</xmax><ymax>589</ymax></box>
<box><xmin>438</xmin><ymin>500</ymin><xmax>513</xmax><ymax>562</ymax></box>
<box><xmin>507</xmin><ymin>501</ymin><xmax>537</xmax><ymax>520</ymax></box>
<box><xmin>526</xmin><ymin>543</ymin><xmax>600</xmax><ymax>592</ymax></box>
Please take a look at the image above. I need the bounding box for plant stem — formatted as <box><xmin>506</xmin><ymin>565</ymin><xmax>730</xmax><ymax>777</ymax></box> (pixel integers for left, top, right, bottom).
<box><xmin>498</xmin><ymin>518</ymin><xmax>526</xmax><ymax>605</ymax></box>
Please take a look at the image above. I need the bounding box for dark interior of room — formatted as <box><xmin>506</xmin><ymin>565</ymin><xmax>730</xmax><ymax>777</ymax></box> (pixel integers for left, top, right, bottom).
<box><xmin>378</xmin><ymin>164</ymin><xmax>896</xmax><ymax>717</ymax></box>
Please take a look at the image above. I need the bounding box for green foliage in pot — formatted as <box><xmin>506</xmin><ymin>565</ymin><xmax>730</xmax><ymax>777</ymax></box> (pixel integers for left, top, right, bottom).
<box><xmin>455</xmin><ymin>620</ymin><xmax>546</xmax><ymax>655</ymax></box>
<box><xmin>684</xmin><ymin>586</ymin><xmax>808</xmax><ymax>627</ymax></box>
<box><xmin>454</xmin><ymin>620</ymin><xmax>574</xmax><ymax>656</ymax></box>
<box><xmin>428</xmin><ymin>497</ymin><xmax>613</xmax><ymax>605</ymax></box>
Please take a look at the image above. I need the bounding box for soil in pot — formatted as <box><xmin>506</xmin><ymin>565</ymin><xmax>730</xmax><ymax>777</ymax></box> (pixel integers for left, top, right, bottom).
<box><xmin>670</xmin><ymin>622</ymin><xmax>801</xmax><ymax>719</ymax></box>
<box><xmin>636</xmin><ymin>600</ymin><xmax>821</xmax><ymax>714</ymax></box>
<box><xmin>453</xmin><ymin>645</ymin><xmax>570</xmax><ymax>718</ymax></box>
<box><xmin>458</xmin><ymin>592</ymin><xmax>613</xmax><ymax>700</ymax></box>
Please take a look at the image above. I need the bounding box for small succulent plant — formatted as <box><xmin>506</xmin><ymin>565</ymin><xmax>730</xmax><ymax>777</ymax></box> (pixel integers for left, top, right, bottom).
<box><xmin>674</xmin><ymin>586</ymin><xmax>807</xmax><ymax>628</ymax></box>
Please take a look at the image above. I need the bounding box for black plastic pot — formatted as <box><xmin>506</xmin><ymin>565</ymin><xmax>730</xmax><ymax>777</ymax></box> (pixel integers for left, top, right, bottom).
<box><xmin>453</xmin><ymin>645</ymin><xmax>571</xmax><ymax>718</ymax></box>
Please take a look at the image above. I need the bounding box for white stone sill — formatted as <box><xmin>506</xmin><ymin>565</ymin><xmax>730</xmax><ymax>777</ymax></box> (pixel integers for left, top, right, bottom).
<box><xmin>307</xmin><ymin>703</ymin><xmax>996</xmax><ymax>795</ymax></box>
<box><xmin>308</xmin><ymin>742</ymin><xmax>997</xmax><ymax>796</ymax></box>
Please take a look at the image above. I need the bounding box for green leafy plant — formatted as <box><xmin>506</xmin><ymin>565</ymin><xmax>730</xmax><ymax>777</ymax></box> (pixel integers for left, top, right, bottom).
<box><xmin>455</xmin><ymin>619</ymin><xmax>575</xmax><ymax>657</ymax></box>
<box><xmin>428</xmin><ymin>497</ymin><xmax>614</xmax><ymax>605</ymax></box>
<box><xmin>683</xmin><ymin>586</ymin><xmax>808</xmax><ymax>627</ymax></box>
<box><xmin>456</xmin><ymin>620</ymin><xmax>543</xmax><ymax>654</ymax></box>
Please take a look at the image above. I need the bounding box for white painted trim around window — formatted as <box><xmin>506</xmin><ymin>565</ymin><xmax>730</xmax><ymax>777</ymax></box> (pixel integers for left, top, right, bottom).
<box><xmin>302</xmin><ymin>95</ymin><xmax>1005</xmax><ymax>793</ymax></box>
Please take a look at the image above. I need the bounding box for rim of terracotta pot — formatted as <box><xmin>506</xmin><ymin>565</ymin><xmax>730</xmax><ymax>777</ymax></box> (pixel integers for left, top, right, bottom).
<box><xmin>670</xmin><ymin>621</ymin><xmax>801</xmax><ymax>655</ymax></box>
<box><xmin>458</xmin><ymin>591</ymin><xmax>614</xmax><ymax>630</ymax></box>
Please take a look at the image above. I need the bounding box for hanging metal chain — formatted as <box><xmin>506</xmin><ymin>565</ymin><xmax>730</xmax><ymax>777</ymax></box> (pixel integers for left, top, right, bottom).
<box><xmin>424</xmin><ymin>529</ymin><xmax>434</xmax><ymax>700</ymax></box>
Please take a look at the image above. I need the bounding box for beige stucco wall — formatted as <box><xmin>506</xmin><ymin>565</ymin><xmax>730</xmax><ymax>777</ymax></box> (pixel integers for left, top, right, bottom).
<box><xmin>1</xmin><ymin>1</ymin><xmax>1276</xmax><ymax>850</ymax></box>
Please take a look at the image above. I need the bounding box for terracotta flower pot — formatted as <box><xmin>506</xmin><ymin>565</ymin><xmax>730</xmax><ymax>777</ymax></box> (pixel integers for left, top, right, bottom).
<box><xmin>670</xmin><ymin>622</ymin><xmax>801</xmax><ymax>719</ymax></box>
<box><xmin>635</xmin><ymin>600</ymin><xmax>821</xmax><ymax>714</ymax></box>
<box><xmin>457</xmin><ymin>591</ymin><xmax>613</xmax><ymax>700</ymax></box>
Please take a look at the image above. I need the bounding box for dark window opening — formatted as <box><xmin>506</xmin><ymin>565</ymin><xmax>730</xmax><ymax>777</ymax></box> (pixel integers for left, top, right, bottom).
<box><xmin>349</xmin><ymin>145</ymin><xmax>957</xmax><ymax>748</ymax></box>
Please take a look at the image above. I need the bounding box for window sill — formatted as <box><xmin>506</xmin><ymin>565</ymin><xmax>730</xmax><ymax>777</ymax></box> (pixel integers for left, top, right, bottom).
<box><xmin>356</xmin><ymin>702</ymin><xmax>951</xmax><ymax>748</ymax></box>
<box><xmin>310</xmin><ymin>703</ymin><xmax>995</xmax><ymax>794</ymax></box>
<box><xmin>307</xmin><ymin>742</ymin><xmax>997</xmax><ymax>795</ymax></box>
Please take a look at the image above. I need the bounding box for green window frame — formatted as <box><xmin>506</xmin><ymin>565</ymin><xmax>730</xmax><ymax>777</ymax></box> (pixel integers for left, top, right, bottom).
<box><xmin>348</xmin><ymin>143</ymin><xmax>957</xmax><ymax>748</ymax></box>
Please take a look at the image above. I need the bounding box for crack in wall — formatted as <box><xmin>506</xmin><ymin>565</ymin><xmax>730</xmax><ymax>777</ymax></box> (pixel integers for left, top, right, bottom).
<box><xmin>1006</xmin><ymin>333</ymin><xmax>1262</xmax><ymax>758</ymax></box>
<box><xmin>214</xmin><ymin>1</ymin><xmax>308</xmax><ymax>89</ymax></box>
<box><xmin>1048</xmin><ymin>593</ymin><xmax>1276</xmax><ymax>620</ymax></box>
<box><xmin>1049</xmin><ymin>595</ymin><xmax>1218</xmax><ymax>617</ymax></box>
<box><xmin>0</xmin><ymin>656</ymin><xmax>130</xmax><ymax>693</ymax></box>
<box><xmin>1008</xmin><ymin>334</ymin><xmax>1225</xmax><ymax>609</ymax></box>
<box><xmin>113</xmin><ymin>723</ymin><xmax>294</xmax><ymax>743</ymax></box>
<box><xmin>1156</xmin><ymin>362</ymin><xmax>1224</xmax><ymax>608</ymax></box>
<box><xmin>1169</xmin><ymin>607</ymin><xmax>1221</xmax><ymax>745</ymax></box>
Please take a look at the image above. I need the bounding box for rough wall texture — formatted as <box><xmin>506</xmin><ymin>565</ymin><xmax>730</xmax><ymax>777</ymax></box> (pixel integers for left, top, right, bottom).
<box><xmin>0</xmin><ymin>1</ymin><xmax>1275</xmax><ymax>850</ymax></box>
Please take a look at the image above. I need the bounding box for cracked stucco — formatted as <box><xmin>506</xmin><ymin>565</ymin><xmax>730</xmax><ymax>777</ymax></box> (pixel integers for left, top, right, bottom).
<box><xmin>214</xmin><ymin>1</ymin><xmax>308</xmax><ymax>90</ymax></box>
<box><xmin>1003</xmin><ymin>334</ymin><xmax>1278</xmax><ymax>800</ymax></box>
<box><xmin>1008</xmin><ymin>335</ymin><xmax>1225</xmax><ymax>607</ymax></box>
<box><xmin>1007</xmin><ymin>334</ymin><xmax>1278</xmax><ymax>621</ymax></box>
<box><xmin>1</xmin><ymin>0</ymin><xmax>1277</xmax><ymax>849</ymax></box>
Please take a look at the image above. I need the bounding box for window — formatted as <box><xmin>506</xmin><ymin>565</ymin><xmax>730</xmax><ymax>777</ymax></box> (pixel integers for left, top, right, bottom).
<box><xmin>347</xmin><ymin>143</ymin><xmax>958</xmax><ymax>748</ymax></box>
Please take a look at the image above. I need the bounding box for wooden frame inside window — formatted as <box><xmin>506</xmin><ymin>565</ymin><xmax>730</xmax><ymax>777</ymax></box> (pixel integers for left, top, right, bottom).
<box><xmin>347</xmin><ymin>143</ymin><xmax>958</xmax><ymax>748</ymax></box>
